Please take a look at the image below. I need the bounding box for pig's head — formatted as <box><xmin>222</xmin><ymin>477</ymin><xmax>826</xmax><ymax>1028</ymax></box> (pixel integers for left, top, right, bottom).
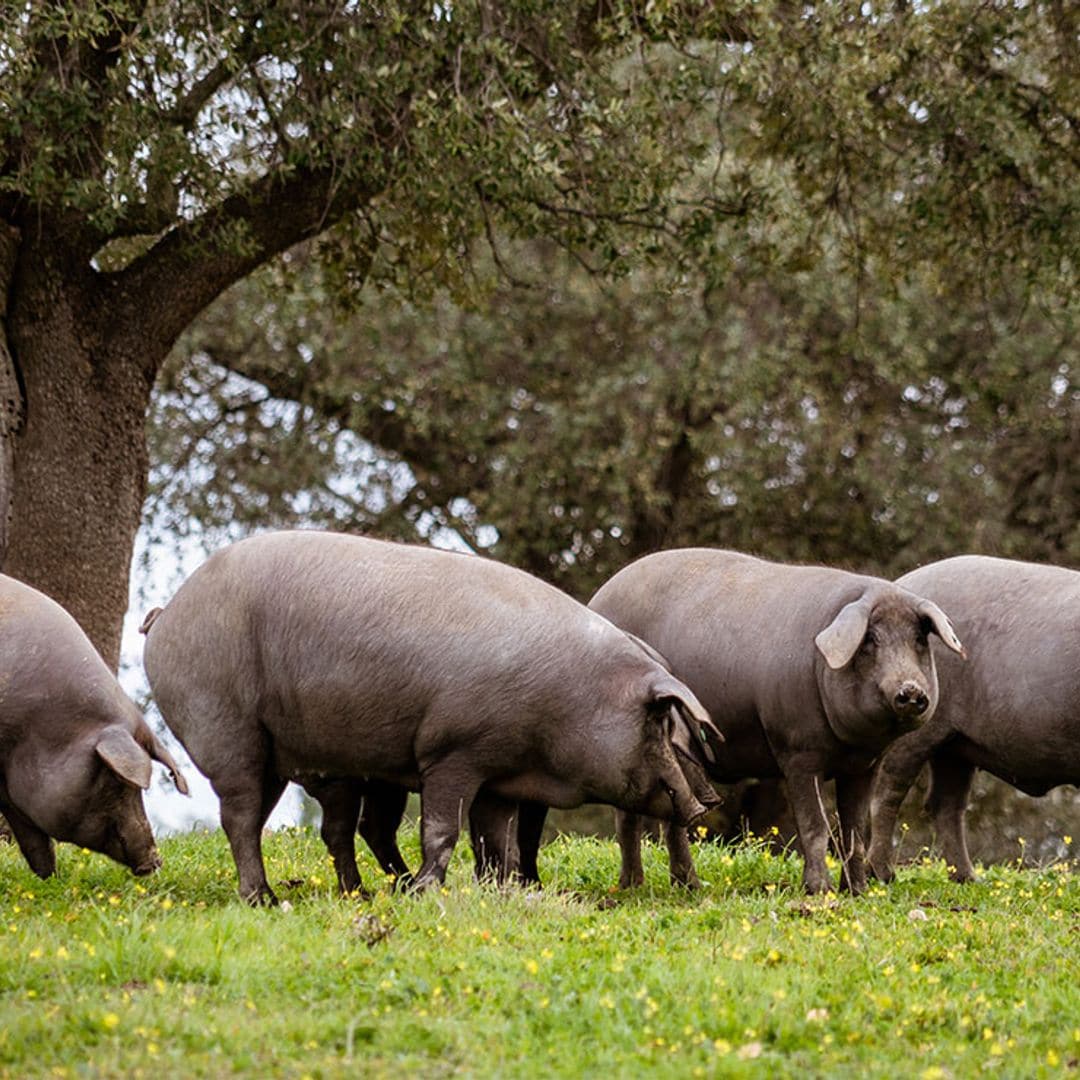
<box><xmin>814</xmin><ymin>585</ymin><xmax>966</xmax><ymax>748</ymax></box>
<box><xmin>594</xmin><ymin>664</ymin><xmax>724</xmax><ymax>826</ymax></box>
<box><xmin>6</xmin><ymin>719</ymin><xmax>189</xmax><ymax>877</ymax></box>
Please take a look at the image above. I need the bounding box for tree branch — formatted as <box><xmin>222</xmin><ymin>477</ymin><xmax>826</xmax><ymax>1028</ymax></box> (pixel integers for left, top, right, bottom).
<box><xmin>164</xmin><ymin>58</ymin><xmax>238</xmax><ymax>131</ymax></box>
<box><xmin>102</xmin><ymin>160</ymin><xmax>389</xmax><ymax>374</ymax></box>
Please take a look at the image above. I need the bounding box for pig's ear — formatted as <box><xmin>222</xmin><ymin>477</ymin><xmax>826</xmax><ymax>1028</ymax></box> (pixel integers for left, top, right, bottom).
<box><xmin>917</xmin><ymin>599</ymin><xmax>967</xmax><ymax>659</ymax></box>
<box><xmin>96</xmin><ymin>728</ymin><xmax>154</xmax><ymax>790</ymax></box>
<box><xmin>650</xmin><ymin>675</ymin><xmax>724</xmax><ymax>764</ymax></box>
<box><xmin>815</xmin><ymin>596</ymin><xmax>873</xmax><ymax>670</ymax></box>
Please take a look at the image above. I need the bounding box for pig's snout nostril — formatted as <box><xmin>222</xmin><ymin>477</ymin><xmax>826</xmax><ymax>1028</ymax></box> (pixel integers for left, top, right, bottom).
<box><xmin>894</xmin><ymin>684</ymin><xmax>929</xmax><ymax>714</ymax></box>
<box><xmin>133</xmin><ymin>851</ymin><xmax>163</xmax><ymax>877</ymax></box>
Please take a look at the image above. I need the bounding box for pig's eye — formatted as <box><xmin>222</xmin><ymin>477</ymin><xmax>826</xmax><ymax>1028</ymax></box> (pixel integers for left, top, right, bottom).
<box><xmin>862</xmin><ymin>629</ymin><xmax>878</xmax><ymax>651</ymax></box>
<box><xmin>916</xmin><ymin>616</ymin><xmax>933</xmax><ymax>644</ymax></box>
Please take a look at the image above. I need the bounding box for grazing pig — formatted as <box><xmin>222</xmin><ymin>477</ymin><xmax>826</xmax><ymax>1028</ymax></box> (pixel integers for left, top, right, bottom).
<box><xmin>588</xmin><ymin>548</ymin><xmax>966</xmax><ymax>894</ymax></box>
<box><xmin>868</xmin><ymin>556</ymin><xmax>1080</xmax><ymax>883</ymax></box>
<box><xmin>0</xmin><ymin>575</ymin><xmax>189</xmax><ymax>878</ymax></box>
<box><xmin>141</xmin><ymin>531</ymin><xmax>722</xmax><ymax>904</ymax></box>
<box><xmin>294</xmin><ymin>627</ymin><xmax>725</xmax><ymax>894</ymax></box>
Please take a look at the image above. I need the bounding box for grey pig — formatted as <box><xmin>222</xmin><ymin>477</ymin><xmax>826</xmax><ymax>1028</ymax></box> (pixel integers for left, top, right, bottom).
<box><xmin>0</xmin><ymin>574</ymin><xmax>189</xmax><ymax>878</ymax></box>
<box><xmin>295</xmin><ymin>628</ymin><xmax>724</xmax><ymax>893</ymax></box>
<box><xmin>589</xmin><ymin>548</ymin><xmax>965</xmax><ymax>894</ymax></box>
<box><xmin>141</xmin><ymin>531</ymin><xmax>722</xmax><ymax>904</ymax></box>
<box><xmin>868</xmin><ymin>555</ymin><xmax>1080</xmax><ymax>883</ymax></box>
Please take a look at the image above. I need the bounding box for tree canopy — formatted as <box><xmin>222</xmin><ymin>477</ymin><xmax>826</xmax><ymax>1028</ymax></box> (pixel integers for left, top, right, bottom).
<box><xmin>0</xmin><ymin>0</ymin><xmax>747</xmax><ymax>661</ymax></box>
<box><xmin>144</xmin><ymin>0</ymin><xmax>1079</xmax><ymax>597</ymax></box>
<box><xmin>0</xmin><ymin>0</ymin><xmax>1076</xmax><ymax>663</ymax></box>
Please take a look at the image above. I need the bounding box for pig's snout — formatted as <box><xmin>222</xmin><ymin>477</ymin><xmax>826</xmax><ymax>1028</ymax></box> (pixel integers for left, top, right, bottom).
<box><xmin>666</xmin><ymin>782</ymin><xmax>709</xmax><ymax>827</ymax></box>
<box><xmin>893</xmin><ymin>681</ymin><xmax>929</xmax><ymax>717</ymax></box>
<box><xmin>131</xmin><ymin>848</ymin><xmax>163</xmax><ymax>876</ymax></box>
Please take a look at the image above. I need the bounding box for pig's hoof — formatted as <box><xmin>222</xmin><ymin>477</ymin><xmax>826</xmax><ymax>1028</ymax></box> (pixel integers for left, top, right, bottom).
<box><xmin>242</xmin><ymin>886</ymin><xmax>279</xmax><ymax>907</ymax></box>
<box><xmin>867</xmin><ymin>858</ymin><xmax>896</xmax><ymax>884</ymax></box>
<box><xmin>408</xmin><ymin>871</ymin><xmax>444</xmax><ymax>893</ymax></box>
<box><xmin>29</xmin><ymin>857</ymin><xmax>58</xmax><ymax>880</ymax></box>
<box><xmin>670</xmin><ymin>873</ymin><xmax>702</xmax><ymax>891</ymax></box>
<box><xmin>947</xmin><ymin>867</ymin><xmax>978</xmax><ymax>885</ymax></box>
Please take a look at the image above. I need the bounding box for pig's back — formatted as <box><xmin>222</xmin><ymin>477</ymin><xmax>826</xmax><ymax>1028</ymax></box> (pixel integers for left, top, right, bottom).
<box><xmin>590</xmin><ymin>548</ymin><xmax>869</xmax><ymax>694</ymax></box>
<box><xmin>143</xmin><ymin>532</ymin><xmax>612</xmax><ymax>778</ymax></box>
<box><xmin>590</xmin><ymin>549</ymin><xmax>870</xmax><ymax>778</ymax></box>
<box><xmin>0</xmin><ymin>575</ymin><xmax>124</xmax><ymax>729</ymax></box>
<box><xmin>898</xmin><ymin>556</ymin><xmax>1080</xmax><ymax>774</ymax></box>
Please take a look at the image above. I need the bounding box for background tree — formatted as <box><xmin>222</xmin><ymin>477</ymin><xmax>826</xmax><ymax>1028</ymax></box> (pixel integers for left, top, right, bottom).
<box><xmin>141</xmin><ymin>0</ymin><xmax>1079</xmax><ymax>854</ymax></box>
<box><xmin>150</xmin><ymin>238</ymin><xmax>1078</xmax><ymax>586</ymax></box>
<box><xmin>1</xmin><ymin>0</ymin><xmax>746</xmax><ymax>666</ymax></box>
<box><xmin>3</xmin><ymin>2</ymin><xmax>1077</xmax><ymax>667</ymax></box>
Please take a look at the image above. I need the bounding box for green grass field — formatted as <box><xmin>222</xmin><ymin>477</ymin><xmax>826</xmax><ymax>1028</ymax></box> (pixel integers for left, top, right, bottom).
<box><xmin>1</xmin><ymin>824</ymin><xmax>1077</xmax><ymax>1078</ymax></box>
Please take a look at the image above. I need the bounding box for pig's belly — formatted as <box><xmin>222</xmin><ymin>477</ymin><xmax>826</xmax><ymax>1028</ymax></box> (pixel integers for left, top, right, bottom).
<box><xmin>265</xmin><ymin>699</ymin><xmax>423</xmax><ymax>786</ymax></box>
<box><xmin>702</xmin><ymin>713</ymin><xmax>781</xmax><ymax>782</ymax></box>
<box><xmin>487</xmin><ymin>771</ymin><xmax>587</xmax><ymax>809</ymax></box>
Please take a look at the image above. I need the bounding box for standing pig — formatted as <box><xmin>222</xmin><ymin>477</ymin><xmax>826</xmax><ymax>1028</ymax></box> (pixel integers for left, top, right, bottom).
<box><xmin>868</xmin><ymin>556</ymin><xmax>1080</xmax><ymax>883</ymax></box>
<box><xmin>589</xmin><ymin>548</ymin><xmax>966</xmax><ymax>894</ymax></box>
<box><xmin>141</xmin><ymin>531</ymin><xmax>722</xmax><ymax>904</ymax></box>
<box><xmin>0</xmin><ymin>575</ymin><xmax>188</xmax><ymax>878</ymax></box>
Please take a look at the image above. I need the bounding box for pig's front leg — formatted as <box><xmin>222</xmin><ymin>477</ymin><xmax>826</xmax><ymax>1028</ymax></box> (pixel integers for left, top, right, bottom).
<box><xmin>2</xmin><ymin>803</ymin><xmax>56</xmax><ymax>878</ymax></box>
<box><xmin>615</xmin><ymin>810</ymin><xmax>646</xmax><ymax>889</ymax></box>
<box><xmin>664</xmin><ymin>820</ymin><xmax>701</xmax><ymax>889</ymax></box>
<box><xmin>303</xmin><ymin>777</ymin><xmax>368</xmax><ymax>897</ymax></box>
<box><xmin>784</xmin><ymin>764</ymin><xmax>833</xmax><ymax>894</ymax></box>
<box><xmin>468</xmin><ymin>791</ymin><xmax>521</xmax><ymax>884</ymax></box>
<box><xmin>867</xmin><ymin>717</ymin><xmax>951</xmax><ymax>882</ymax></box>
<box><xmin>835</xmin><ymin>771</ymin><xmax>872</xmax><ymax>895</ymax></box>
<box><xmin>358</xmin><ymin>778</ymin><xmax>414</xmax><ymax>889</ymax></box>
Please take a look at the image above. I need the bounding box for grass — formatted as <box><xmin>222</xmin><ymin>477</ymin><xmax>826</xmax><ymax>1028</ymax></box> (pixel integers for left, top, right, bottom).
<box><xmin>1</xmin><ymin>825</ymin><xmax>1078</xmax><ymax>1078</ymax></box>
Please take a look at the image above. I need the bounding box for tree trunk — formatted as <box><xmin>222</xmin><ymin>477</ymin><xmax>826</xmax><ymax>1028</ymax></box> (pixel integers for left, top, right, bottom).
<box><xmin>0</xmin><ymin>225</ymin><xmax>25</xmax><ymax>569</ymax></box>
<box><xmin>4</xmin><ymin>247</ymin><xmax>154</xmax><ymax>672</ymax></box>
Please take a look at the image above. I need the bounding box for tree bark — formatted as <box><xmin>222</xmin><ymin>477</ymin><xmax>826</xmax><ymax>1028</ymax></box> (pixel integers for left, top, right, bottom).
<box><xmin>4</xmin><ymin>241</ymin><xmax>153</xmax><ymax>672</ymax></box>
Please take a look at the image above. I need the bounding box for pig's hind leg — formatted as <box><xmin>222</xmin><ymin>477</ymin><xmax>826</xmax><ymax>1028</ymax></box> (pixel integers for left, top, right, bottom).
<box><xmin>303</xmin><ymin>777</ymin><xmax>414</xmax><ymax>896</ymax></box>
<box><xmin>413</xmin><ymin>754</ymin><xmax>485</xmax><ymax>891</ymax></box>
<box><xmin>214</xmin><ymin>747</ymin><xmax>286</xmax><ymax>906</ymax></box>
<box><xmin>358</xmin><ymin>779</ymin><xmax>414</xmax><ymax>888</ymax></box>
<box><xmin>924</xmin><ymin>752</ymin><xmax>977</xmax><ymax>883</ymax></box>
<box><xmin>302</xmin><ymin>777</ymin><xmax>368</xmax><ymax>897</ymax></box>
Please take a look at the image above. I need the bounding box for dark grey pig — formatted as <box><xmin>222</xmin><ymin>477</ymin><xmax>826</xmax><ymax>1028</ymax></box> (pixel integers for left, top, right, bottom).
<box><xmin>589</xmin><ymin>548</ymin><xmax>965</xmax><ymax>894</ymax></box>
<box><xmin>291</xmin><ymin>626</ymin><xmax>723</xmax><ymax>895</ymax></box>
<box><xmin>868</xmin><ymin>555</ymin><xmax>1080</xmax><ymax>883</ymax></box>
<box><xmin>0</xmin><ymin>574</ymin><xmax>189</xmax><ymax>878</ymax></box>
<box><xmin>141</xmin><ymin>531</ymin><xmax>722</xmax><ymax>903</ymax></box>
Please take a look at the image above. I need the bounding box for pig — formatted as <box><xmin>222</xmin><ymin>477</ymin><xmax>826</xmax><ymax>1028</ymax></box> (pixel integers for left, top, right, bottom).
<box><xmin>868</xmin><ymin>555</ymin><xmax>1080</xmax><ymax>883</ymax></box>
<box><xmin>586</xmin><ymin>548</ymin><xmax>966</xmax><ymax>894</ymax></box>
<box><xmin>0</xmin><ymin>574</ymin><xmax>189</xmax><ymax>878</ymax></box>
<box><xmin>141</xmin><ymin>531</ymin><xmax>723</xmax><ymax>904</ymax></box>
<box><xmin>290</xmin><ymin>625</ymin><xmax>724</xmax><ymax>894</ymax></box>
